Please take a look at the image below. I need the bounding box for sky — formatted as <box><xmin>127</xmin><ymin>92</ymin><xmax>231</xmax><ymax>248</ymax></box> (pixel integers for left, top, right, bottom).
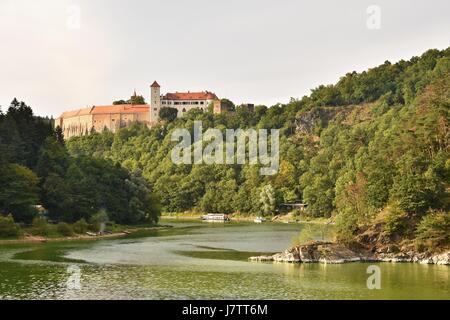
<box><xmin>0</xmin><ymin>0</ymin><xmax>449</xmax><ymax>117</ymax></box>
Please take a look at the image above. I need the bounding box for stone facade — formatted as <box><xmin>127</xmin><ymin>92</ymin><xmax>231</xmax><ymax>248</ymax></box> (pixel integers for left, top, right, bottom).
<box><xmin>56</xmin><ymin>81</ymin><xmax>220</xmax><ymax>139</ymax></box>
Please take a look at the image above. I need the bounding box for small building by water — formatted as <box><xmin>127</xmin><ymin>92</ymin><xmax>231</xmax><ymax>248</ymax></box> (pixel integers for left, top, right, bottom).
<box><xmin>201</xmin><ymin>214</ymin><xmax>231</xmax><ymax>222</ymax></box>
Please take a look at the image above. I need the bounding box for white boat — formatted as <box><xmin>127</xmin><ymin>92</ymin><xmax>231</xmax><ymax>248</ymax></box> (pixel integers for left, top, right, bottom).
<box><xmin>202</xmin><ymin>214</ymin><xmax>230</xmax><ymax>222</ymax></box>
<box><xmin>254</xmin><ymin>217</ymin><xmax>266</xmax><ymax>223</ymax></box>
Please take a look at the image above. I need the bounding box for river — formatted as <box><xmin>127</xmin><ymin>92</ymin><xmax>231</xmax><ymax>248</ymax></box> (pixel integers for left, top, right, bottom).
<box><xmin>0</xmin><ymin>220</ymin><xmax>448</xmax><ymax>299</ymax></box>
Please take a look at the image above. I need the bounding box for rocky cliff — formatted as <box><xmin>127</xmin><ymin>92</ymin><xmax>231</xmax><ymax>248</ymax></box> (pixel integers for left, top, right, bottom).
<box><xmin>249</xmin><ymin>241</ymin><xmax>450</xmax><ymax>265</ymax></box>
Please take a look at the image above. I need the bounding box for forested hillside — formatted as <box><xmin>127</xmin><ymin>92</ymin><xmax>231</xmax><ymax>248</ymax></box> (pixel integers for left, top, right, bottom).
<box><xmin>0</xmin><ymin>99</ymin><xmax>160</xmax><ymax>231</ymax></box>
<box><xmin>56</xmin><ymin>47</ymin><xmax>450</xmax><ymax>249</ymax></box>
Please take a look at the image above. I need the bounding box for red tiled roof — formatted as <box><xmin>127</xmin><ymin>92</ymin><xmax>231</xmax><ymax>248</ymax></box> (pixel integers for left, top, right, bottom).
<box><xmin>91</xmin><ymin>104</ymin><xmax>149</xmax><ymax>114</ymax></box>
<box><xmin>162</xmin><ymin>91</ymin><xmax>218</xmax><ymax>101</ymax></box>
<box><xmin>151</xmin><ymin>81</ymin><xmax>160</xmax><ymax>88</ymax></box>
<box><xmin>59</xmin><ymin>105</ymin><xmax>149</xmax><ymax>118</ymax></box>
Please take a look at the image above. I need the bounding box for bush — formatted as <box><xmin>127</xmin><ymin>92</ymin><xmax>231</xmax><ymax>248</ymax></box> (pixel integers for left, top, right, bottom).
<box><xmin>73</xmin><ymin>218</ymin><xmax>88</xmax><ymax>234</ymax></box>
<box><xmin>31</xmin><ymin>217</ymin><xmax>50</xmax><ymax>236</ymax></box>
<box><xmin>159</xmin><ymin>107</ymin><xmax>178</xmax><ymax>122</ymax></box>
<box><xmin>0</xmin><ymin>214</ymin><xmax>22</xmax><ymax>238</ymax></box>
<box><xmin>415</xmin><ymin>210</ymin><xmax>450</xmax><ymax>251</ymax></box>
<box><xmin>335</xmin><ymin>208</ymin><xmax>359</xmax><ymax>243</ymax></box>
<box><xmin>56</xmin><ymin>222</ymin><xmax>74</xmax><ymax>237</ymax></box>
<box><xmin>89</xmin><ymin>210</ymin><xmax>109</xmax><ymax>232</ymax></box>
<box><xmin>383</xmin><ymin>204</ymin><xmax>408</xmax><ymax>235</ymax></box>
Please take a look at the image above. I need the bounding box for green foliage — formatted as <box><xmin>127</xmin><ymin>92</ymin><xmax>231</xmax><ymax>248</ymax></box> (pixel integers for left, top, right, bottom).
<box><xmin>335</xmin><ymin>208</ymin><xmax>359</xmax><ymax>243</ymax></box>
<box><xmin>199</xmin><ymin>179</ymin><xmax>238</xmax><ymax>214</ymax></box>
<box><xmin>59</xmin><ymin>47</ymin><xmax>449</xmax><ymax>248</ymax></box>
<box><xmin>0</xmin><ymin>164</ymin><xmax>39</xmax><ymax>223</ymax></box>
<box><xmin>31</xmin><ymin>217</ymin><xmax>50</xmax><ymax>236</ymax></box>
<box><xmin>415</xmin><ymin>210</ymin><xmax>450</xmax><ymax>250</ymax></box>
<box><xmin>113</xmin><ymin>94</ymin><xmax>146</xmax><ymax>105</ymax></box>
<box><xmin>306</xmin><ymin>49</ymin><xmax>448</xmax><ymax>108</ymax></box>
<box><xmin>56</xmin><ymin>222</ymin><xmax>74</xmax><ymax>237</ymax></box>
<box><xmin>89</xmin><ymin>210</ymin><xmax>109</xmax><ymax>232</ymax></box>
<box><xmin>0</xmin><ymin>214</ymin><xmax>22</xmax><ymax>238</ymax></box>
<box><xmin>383</xmin><ymin>204</ymin><xmax>409</xmax><ymax>235</ymax></box>
<box><xmin>220</xmin><ymin>98</ymin><xmax>235</xmax><ymax>112</ymax></box>
<box><xmin>0</xmin><ymin>99</ymin><xmax>160</xmax><ymax>226</ymax></box>
<box><xmin>72</xmin><ymin>218</ymin><xmax>88</xmax><ymax>234</ymax></box>
<box><xmin>259</xmin><ymin>184</ymin><xmax>276</xmax><ymax>215</ymax></box>
<box><xmin>159</xmin><ymin>107</ymin><xmax>178</xmax><ymax>122</ymax></box>
<box><xmin>390</xmin><ymin>174</ymin><xmax>437</xmax><ymax>214</ymax></box>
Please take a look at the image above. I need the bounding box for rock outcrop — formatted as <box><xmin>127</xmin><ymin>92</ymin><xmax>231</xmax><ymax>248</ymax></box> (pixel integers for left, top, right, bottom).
<box><xmin>249</xmin><ymin>241</ymin><xmax>450</xmax><ymax>265</ymax></box>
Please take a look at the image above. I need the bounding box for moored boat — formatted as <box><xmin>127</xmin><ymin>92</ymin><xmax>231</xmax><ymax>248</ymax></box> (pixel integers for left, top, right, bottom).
<box><xmin>254</xmin><ymin>217</ymin><xmax>266</xmax><ymax>223</ymax></box>
<box><xmin>201</xmin><ymin>214</ymin><xmax>230</xmax><ymax>222</ymax></box>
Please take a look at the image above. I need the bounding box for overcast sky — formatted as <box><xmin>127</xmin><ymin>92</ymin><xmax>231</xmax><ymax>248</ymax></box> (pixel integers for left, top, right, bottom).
<box><xmin>0</xmin><ymin>0</ymin><xmax>449</xmax><ymax>117</ymax></box>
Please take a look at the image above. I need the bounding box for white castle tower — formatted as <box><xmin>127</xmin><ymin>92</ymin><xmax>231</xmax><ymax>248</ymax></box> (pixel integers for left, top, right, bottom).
<box><xmin>150</xmin><ymin>81</ymin><xmax>161</xmax><ymax>123</ymax></box>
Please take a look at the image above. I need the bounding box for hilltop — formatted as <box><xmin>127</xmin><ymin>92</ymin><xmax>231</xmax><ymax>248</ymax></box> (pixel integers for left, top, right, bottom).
<box><xmin>11</xmin><ymin>46</ymin><xmax>448</xmax><ymax>253</ymax></box>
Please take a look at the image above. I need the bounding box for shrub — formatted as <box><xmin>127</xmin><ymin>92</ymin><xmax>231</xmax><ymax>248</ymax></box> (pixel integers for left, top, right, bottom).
<box><xmin>335</xmin><ymin>208</ymin><xmax>359</xmax><ymax>243</ymax></box>
<box><xmin>73</xmin><ymin>218</ymin><xmax>88</xmax><ymax>234</ymax></box>
<box><xmin>415</xmin><ymin>210</ymin><xmax>450</xmax><ymax>251</ymax></box>
<box><xmin>383</xmin><ymin>204</ymin><xmax>408</xmax><ymax>235</ymax></box>
<box><xmin>89</xmin><ymin>210</ymin><xmax>109</xmax><ymax>232</ymax></box>
<box><xmin>0</xmin><ymin>214</ymin><xmax>22</xmax><ymax>238</ymax></box>
<box><xmin>56</xmin><ymin>222</ymin><xmax>74</xmax><ymax>237</ymax></box>
<box><xmin>31</xmin><ymin>217</ymin><xmax>50</xmax><ymax>236</ymax></box>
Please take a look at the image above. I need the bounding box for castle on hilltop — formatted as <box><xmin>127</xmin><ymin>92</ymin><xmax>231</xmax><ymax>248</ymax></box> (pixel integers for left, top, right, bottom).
<box><xmin>56</xmin><ymin>81</ymin><xmax>222</xmax><ymax>139</ymax></box>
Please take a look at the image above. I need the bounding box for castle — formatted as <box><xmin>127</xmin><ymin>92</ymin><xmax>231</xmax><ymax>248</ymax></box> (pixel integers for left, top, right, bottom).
<box><xmin>56</xmin><ymin>81</ymin><xmax>221</xmax><ymax>138</ymax></box>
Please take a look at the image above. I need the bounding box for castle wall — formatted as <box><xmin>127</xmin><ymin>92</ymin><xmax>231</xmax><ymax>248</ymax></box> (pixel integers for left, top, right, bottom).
<box><xmin>92</xmin><ymin>112</ymin><xmax>149</xmax><ymax>133</ymax></box>
<box><xmin>62</xmin><ymin>114</ymin><xmax>93</xmax><ymax>139</ymax></box>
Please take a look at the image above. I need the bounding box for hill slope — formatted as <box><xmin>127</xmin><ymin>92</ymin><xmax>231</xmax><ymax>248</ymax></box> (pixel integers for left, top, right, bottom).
<box><xmin>67</xmin><ymin>47</ymin><xmax>450</xmax><ymax>252</ymax></box>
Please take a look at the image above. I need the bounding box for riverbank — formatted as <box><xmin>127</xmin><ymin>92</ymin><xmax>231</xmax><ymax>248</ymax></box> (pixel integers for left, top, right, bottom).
<box><xmin>249</xmin><ymin>241</ymin><xmax>450</xmax><ymax>265</ymax></box>
<box><xmin>161</xmin><ymin>212</ymin><xmax>333</xmax><ymax>224</ymax></box>
<box><xmin>0</xmin><ymin>225</ymin><xmax>170</xmax><ymax>245</ymax></box>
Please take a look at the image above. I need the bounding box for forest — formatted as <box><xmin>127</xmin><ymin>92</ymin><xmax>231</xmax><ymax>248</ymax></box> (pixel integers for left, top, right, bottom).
<box><xmin>1</xmin><ymin>47</ymin><xmax>449</xmax><ymax>250</ymax></box>
<box><xmin>0</xmin><ymin>99</ymin><xmax>160</xmax><ymax>237</ymax></box>
<box><xmin>67</xmin><ymin>47</ymin><xmax>449</xmax><ymax>250</ymax></box>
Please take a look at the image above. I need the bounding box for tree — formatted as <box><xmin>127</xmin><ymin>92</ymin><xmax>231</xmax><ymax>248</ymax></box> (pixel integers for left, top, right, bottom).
<box><xmin>159</xmin><ymin>107</ymin><xmax>178</xmax><ymax>122</ymax></box>
<box><xmin>0</xmin><ymin>164</ymin><xmax>39</xmax><ymax>223</ymax></box>
<box><xmin>415</xmin><ymin>210</ymin><xmax>450</xmax><ymax>250</ymax></box>
<box><xmin>0</xmin><ymin>215</ymin><xmax>22</xmax><ymax>238</ymax></box>
<box><xmin>390</xmin><ymin>174</ymin><xmax>439</xmax><ymax>214</ymax></box>
<box><xmin>54</xmin><ymin>126</ymin><xmax>65</xmax><ymax>145</ymax></box>
<box><xmin>259</xmin><ymin>184</ymin><xmax>276</xmax><ymax>215</ymax></box>
<box><xmin>113</xmin><ymin>93</ymin><xmax>146</xmax><ymax>105</ymax></box>
<box><xmin>129</xmin><ymin>95</ymin><xmax>146</xmax><ymax>105</ymax></box>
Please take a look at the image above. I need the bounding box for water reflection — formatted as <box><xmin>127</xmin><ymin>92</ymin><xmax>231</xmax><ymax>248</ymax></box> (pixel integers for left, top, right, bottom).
<box><xmin>0</xmin><ymin>221</ymin><xmax>448</xmax><ymax>300</ymax></box>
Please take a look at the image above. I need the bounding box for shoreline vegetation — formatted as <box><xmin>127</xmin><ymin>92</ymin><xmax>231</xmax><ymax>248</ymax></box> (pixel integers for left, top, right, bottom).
<box><xmin>161</xmin><ymin>212</ymin><xmax>333</xmax><ymax>224</ymax></box>
<box><xmin>1</xmin><ymin>47</ymin><xmax>449</xmax><ymax>259</ymax></box>
<box><xmin>0</xmin><ymin>212</ymin><xmax>326</xmax><ymax>245</ymax></box>
<box><xmin>0</xmin><ymin>213</ymin><xmax>171</xmax><ymax>245</ymax></box>
<box><xmin>64</xmin><ymin>47</ymin><xmax>449</xmax><ymax>259</ymax></box>
<box><xmin>0</xmin><ymin>223</ymin><xmax>171</xmax><ymax>245</ymax></box>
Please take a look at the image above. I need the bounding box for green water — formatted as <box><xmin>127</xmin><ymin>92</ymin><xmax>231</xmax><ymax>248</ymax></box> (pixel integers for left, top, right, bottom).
<box><xmin>0</xmin><ymin>220</ymin><xmax>448</xmax><ymax>300</ymax></box>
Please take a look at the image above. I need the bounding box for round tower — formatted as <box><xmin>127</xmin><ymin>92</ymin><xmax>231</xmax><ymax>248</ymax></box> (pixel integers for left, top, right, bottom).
<box><xmin>150</xmin><ymin>81</ymin><xmax>161</xmax><ymax>123</ymax></box>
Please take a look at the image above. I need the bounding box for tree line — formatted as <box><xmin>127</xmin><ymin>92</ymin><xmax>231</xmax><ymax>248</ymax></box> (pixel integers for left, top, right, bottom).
<box><xmin>67</xmin><ymin>47</ymin><xmax>449</xmax><ymax>250</ymax></box>
<box><xmin>0</xmin><ymin>99</ymin><xmax>160</xmax><ymax>233</ymax></box>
